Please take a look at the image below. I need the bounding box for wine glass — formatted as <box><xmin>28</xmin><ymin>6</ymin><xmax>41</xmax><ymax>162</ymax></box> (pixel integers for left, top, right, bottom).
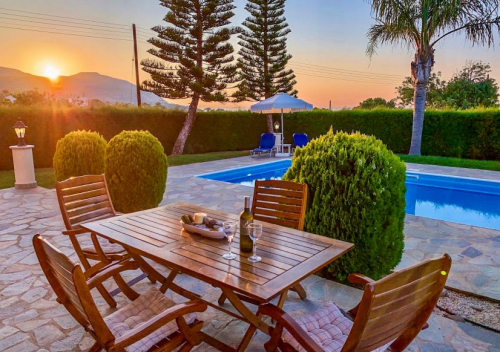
<box><xmin>222</xmin><ymin>221</ymin><xmax>237</xmax><ymax>260</ymax></box>
<box><xmin>248</xmin><ymin>223</ymin><xmax>263</xmax><ymax>262</ymax></box>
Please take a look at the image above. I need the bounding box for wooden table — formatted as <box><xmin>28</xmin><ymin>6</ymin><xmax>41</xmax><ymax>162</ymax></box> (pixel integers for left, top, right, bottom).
<box><xmin>81</xmin><ymin>202</ymin><xmax>353</xmax><ymax>351</ymax></box>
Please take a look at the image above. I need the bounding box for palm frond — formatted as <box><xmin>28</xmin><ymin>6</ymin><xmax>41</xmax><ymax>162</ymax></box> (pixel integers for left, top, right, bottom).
<box><xmin>366</xmin><ymin>19</ymin><xmax>419</xmax><ymax>57</ymax></box>
<box><xmin>429</xmin><ymin>0</ymin><xmax>500</xmax><ymax>47</ymax></box>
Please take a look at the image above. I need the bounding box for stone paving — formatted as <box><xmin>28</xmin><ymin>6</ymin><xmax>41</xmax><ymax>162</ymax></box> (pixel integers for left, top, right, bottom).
<box><xmin>0</xmin><ymin>156</ymin><xmax>499</xmax><ymax>351</ymax></box>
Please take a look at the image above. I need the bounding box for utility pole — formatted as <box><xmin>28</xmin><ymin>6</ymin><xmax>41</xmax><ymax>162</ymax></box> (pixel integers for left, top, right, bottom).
<box><xmin>329</xmin><ymin>100</ymin><xmax>332</xmax><ymax>110</ymax></box>
<box><xmin>132</xmin><ymin>24</ymin><xmax>142</xmax><ymax>107</ymax></box>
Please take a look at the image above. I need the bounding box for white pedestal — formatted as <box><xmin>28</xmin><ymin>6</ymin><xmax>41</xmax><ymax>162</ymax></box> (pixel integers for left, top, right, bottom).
<box><xmin>9</xmin><ymin>145</ymin><xmax>37</xmax><ymax>189</ymax></box>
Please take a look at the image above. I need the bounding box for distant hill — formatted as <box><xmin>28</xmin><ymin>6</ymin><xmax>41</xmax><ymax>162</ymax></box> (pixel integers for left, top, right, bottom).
<box><xmin>0</xmin><ymin>66</ymin><xmax>186</xmax><ymax>109</ymax></box>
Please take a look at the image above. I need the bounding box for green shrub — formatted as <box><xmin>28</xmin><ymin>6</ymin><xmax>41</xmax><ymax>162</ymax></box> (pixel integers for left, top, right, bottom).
<box><xmin>2</xmin><ymin>106</ymin><xmax>500</xmax><ymax>172</ymax></box>
<box><xmin>283</xmin><ymin>129</ymin><xmax>406</xmax><ymax>283</ymax></box>
<box><xmin>53</xmin><ymin>130</ymin><xmax>107</xmax><ymax>181</ymax></box>
<box><xmin>105</xmin><ymin>130</ymin><xmax>168</xmax><ymax>213</ymax></box>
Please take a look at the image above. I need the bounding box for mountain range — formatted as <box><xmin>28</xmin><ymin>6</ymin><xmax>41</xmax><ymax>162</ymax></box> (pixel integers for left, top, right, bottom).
<box><xmin>0</xmin><ymin>66</ymin><xmax>186</xmax><ymax>109</ymax></box>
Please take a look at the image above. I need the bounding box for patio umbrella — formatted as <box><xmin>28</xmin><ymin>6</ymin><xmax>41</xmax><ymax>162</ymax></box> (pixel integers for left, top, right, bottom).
<box><xmin>250</xmin><ymin>93</ymin><xmax>313</xmax><ymax>145</ymax></box>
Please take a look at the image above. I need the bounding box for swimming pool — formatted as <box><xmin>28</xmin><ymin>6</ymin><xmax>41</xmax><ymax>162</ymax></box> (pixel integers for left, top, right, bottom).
<box><xmin>198</xmin><ymin>159</ymin><xmax>500</xmax><ymax>230</ymax></box>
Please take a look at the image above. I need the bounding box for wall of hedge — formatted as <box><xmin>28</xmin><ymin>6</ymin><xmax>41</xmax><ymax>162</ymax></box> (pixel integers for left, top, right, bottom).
<box><xmin>1</xmin><ymin>106</ymin><xmax>499</xmax><ymax>171</ymax></box>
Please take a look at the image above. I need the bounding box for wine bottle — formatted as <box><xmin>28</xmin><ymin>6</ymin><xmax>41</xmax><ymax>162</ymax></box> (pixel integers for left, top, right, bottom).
<box><xmin>240</xmin><ymin>196</ymin><xmax>254</xmax><ymax>253</ymax></box>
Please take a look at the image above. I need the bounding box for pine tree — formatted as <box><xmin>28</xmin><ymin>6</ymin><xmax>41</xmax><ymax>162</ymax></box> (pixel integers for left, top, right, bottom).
<box><xmin>142</xmin><ymin>0</ymin><xmax>238</xmax><ymax>155</ymax></box>
<box><xmin>233</xmin><ymin>0</ymin><xmax>297</xmax><ymax>132</ymax></box>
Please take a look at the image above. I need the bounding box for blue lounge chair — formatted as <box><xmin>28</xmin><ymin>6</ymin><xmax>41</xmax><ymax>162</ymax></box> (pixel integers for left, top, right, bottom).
<box><xmin>251</xmin><ymin>133</ymin><xmax>276</xmax><ymax>158</ymax></box>
<box><xmin>293</xmin><ymin>133</ymin><xmax>309</xmax><ymax>152</ymax></box>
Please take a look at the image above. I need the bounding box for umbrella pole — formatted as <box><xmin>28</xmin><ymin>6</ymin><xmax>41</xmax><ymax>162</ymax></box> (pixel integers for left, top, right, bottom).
<box><xmin>281</xmin><ymin>109</ymin><xmax>284</xmax><ymax>145</ymax></box>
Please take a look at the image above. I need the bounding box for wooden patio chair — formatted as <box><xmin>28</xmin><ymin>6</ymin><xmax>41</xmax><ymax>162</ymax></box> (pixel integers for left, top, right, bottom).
<box><xmin>56</xmin><ymin>174</ymin><xmax>164</xmax><ymax>308</ymax></box>
<box><xmin>251</xmin><ymin>180</ymin><xmax>308</xmax><ymax>231</ymax></box>
<box><xmin>33</xmin><ymin>234</ymin><xmax>207</xmax><ymax>352</ymax></box>
<box><xmin>219</xmin><ymin>179</ymin><xmax>308</xmax><ymax>306</ymax></box>
<box><xmin>259</xmin><ymin>254</ymin><xmax>452</xmax><ymax>352</ymax></box>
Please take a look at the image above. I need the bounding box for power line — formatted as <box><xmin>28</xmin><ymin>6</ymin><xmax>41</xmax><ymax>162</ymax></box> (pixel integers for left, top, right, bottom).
<box><xmin>292</xmin><ymin>70</ymin><xmax>400</xmax><ymax>85</ymax></box>
<box><xmin>0</xmin><ymin>24</ymin><xmax>152</xmax><ymax>43</ymax></box>
<box><xmin>289</xmin><ymin>65</ymin><xmax>402</xmax><ymax>82</ymax></box>
<box><xmin>0</xmin><ymin>16</ymin><xmax>132</xmax><ymax>38</ymax></box>
<box><xmin>289</xmin><ymin>65</ymin><xmax>402</xmax><ymax>83</ymax></box>
<box><xmin>0</xmin><ymin>12</ymin><xmax>133</xmax><ymax>32</ymax></box>
<box><xmin>290</xmin><ymin>60</ymin><xmax>404</xmax><ymax>79</ymax></box>
<box><xmin>0</xmin><ymin>6</ymin><xmax>131</xmax><ymax>29</ymax></box>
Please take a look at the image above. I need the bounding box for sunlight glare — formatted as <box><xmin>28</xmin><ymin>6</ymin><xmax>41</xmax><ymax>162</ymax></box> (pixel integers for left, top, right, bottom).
<box><xmin>44</xmin><ymin>66</ymin><xmax>60</xmax><ymax>80</ymax></box>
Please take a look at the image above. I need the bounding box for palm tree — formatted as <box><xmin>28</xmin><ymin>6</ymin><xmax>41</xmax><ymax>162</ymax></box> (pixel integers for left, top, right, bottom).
<box><xmin>367</xmin><ymin>0</ymin><xmax>500</xmax><ymax>155</ymax></box>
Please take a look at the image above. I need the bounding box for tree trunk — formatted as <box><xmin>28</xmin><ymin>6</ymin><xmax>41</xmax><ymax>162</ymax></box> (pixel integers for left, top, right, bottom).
<box><xmin>409</xmin><ymin>53</ymin><xmax>433</xmax><ymax>156</ymax></box>
<box><xmin>171</xmin><ymin>94</ymin><xmax>200</xmax><ymax>155</ymax></box>
<box><xmin>266</xmin><ymin>114</ymin><xmax>274</xmax><ymax>133</ymax></box>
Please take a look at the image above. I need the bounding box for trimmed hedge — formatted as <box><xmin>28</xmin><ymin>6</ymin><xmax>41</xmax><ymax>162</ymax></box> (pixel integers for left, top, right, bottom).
<box><xmin>0</xmin><ymin>106</ymin><xmax>499</xmax><ymax>171</ymax></box>
<box><xmin>283</xmin><ymin>130</ymin><xmax>406</xmax><ymax>283</ymax></box>
<box><xmin>105</xmin><ymin>131</ymin><xmax>168</xmax><ymax>213</ymax></box>
<box><xmin>53</xmin><ymin>130</ymin><xmax>107</xmax><ymax>181</ymax></box>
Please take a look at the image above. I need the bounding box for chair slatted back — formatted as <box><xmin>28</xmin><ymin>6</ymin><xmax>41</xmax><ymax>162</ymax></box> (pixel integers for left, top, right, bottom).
<box><xmin>260</xmin><ymin>133</ymin><xmax>277</xmax><ymax>150</ymax></box>
<box><xmin>252</xmin><ymin>180</ymin><xmax>308</xmax><ymax>230</ymax></box>
<box><xmin>343</xmin><ymin>254</ymin><xmax>452</xmax><ymax>351</ymax></box>
<box><xmin>292</xmin><ymin>133</ymin><xmax>309</xmax><ymax>149</ymax></box>
<box><xmin>33</xmin><ymin>234</ymin><xmax>114</xmax><ymax>345</ymax></box>
<box><xmin>56</xmin><ymin>175</ymin><xmax>116</xmax><ymax>230</ymax></box>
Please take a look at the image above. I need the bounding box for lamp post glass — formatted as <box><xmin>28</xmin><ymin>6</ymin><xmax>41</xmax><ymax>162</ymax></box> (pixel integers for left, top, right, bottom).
<box><xmin>13</xmin><ymin>120</ymin><xmax>27</xmax><ymax>146</ymax></box>
<box><xmin>274</xmin><ymin>120</ymin><xmax>281</xmax><ymax>132</ymax></box>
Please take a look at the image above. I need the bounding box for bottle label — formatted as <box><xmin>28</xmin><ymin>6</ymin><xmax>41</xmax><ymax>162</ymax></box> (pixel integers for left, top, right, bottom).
<box><xmin>240</xmin><ymin>218</ymin><xmax>253</xmax><ymax>252</ymax></box>
<box><xmin>241</xmin><ymin>219</ymin><xmax>252</xmax><ymax>235</ymax></box>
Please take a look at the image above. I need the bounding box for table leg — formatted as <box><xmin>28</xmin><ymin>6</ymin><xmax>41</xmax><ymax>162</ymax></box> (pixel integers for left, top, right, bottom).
<box><xmin>221</xmin><ymin>288</ymin><xmax>270</xmax><ymax>351</ymax></box>
<box><xmin>160</xmin><ymin>269</ymin><xmax>180</xmax><ymax>293</ymax></box>
<box><xmin>237</xmin><ymin>314</ymin><xmax>260</xmax><ymax>352</ymax></box>
<box><xmin>291</xmin><ymin>283</ymin><xmax>307</xmax><ymax>300</ymax></box>
<box><xmin>128</xmin><ymin>250</ymin><xmax>167</xmax><ymax>284</ymax></box>
<box><xmin>277</xmin><ymin>290</ymin><xmax>288</xmax><ymax>309</ymax></box>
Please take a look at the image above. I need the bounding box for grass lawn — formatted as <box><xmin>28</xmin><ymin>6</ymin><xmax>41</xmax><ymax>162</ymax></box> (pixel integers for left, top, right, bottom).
<box><xmin>0</xmin><ymin>168</ymin><xmax>55</xmax><ymax>190</ymax></box>
<box><xmin>0</xmin><ymin>150</ymin><xmax>249</xmax><ymax>190</ymax></box>
<box><xmin>168</xmin><ymin>150</ymin><xmax>248</xmax><ymax>166</ymax></box>
<box><xmin>397</xmin><ymin>154</ymin><xmax>500</xmax><ymax>172</ymax></box>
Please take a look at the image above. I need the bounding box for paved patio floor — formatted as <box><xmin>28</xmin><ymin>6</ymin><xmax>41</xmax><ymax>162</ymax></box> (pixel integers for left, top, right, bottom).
<box><xmin>0</xmin><ymin>156</ymin><xmax>499</xmax><ymax>351</ymax></box>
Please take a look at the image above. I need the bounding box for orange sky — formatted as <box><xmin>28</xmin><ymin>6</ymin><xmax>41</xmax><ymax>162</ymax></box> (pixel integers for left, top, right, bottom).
<box><xmin>0</xmin><ymin>0</ymin><xmax>498</xmax><ymax>109</ymax></box>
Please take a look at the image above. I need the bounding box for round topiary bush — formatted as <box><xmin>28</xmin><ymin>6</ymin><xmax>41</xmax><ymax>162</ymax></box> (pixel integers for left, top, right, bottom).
<box><xmin>53</xmin><ymin>130</ymin><xmax>107</xmax><ymax>181</ymax></box>
<box><xmin>105</xmin><ymin>130</ymin><xmax>168</xmax><ymax>213</ymax></box>
<box><xmin>283</xmin><ymin>129</ymin><xmax>406</xmax><ymax>283</ymax></box>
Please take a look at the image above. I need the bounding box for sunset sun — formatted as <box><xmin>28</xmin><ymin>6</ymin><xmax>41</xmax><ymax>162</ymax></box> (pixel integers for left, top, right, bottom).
<box><xmin>43</xmin><ymin>66</ymin><xmax>60</xmax><ymax>80</ymax></box>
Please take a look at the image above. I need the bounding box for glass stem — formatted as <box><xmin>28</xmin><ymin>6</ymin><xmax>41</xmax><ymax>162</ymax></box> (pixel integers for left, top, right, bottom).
<box><xmin>228</xmin><ymin>240</ymin><xmax>232</xmax><ymax>255</ymax></box>
<box><xmin>253</xmin><ymin>240</ymin><xmax>257</xmax><ymax>258</ymax></box>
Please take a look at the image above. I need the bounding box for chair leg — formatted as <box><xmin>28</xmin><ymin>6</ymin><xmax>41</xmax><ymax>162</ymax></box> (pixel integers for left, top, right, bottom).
<box><xmin>178</xmin><ymin>344</ymin><xmax>194</xmax><ymax>352</ymax></box>
<box><xmin>96</xmin><ymin>283</ymin><xmax>117</xmax><ymax>308</ymax></box>
<box><xmin>88</xmin><ymin>342</ymin><xmax>102</xmax><ymax>352</ymax></box>
<box><xmin>291</xmin><ymin>283</ymin><xmax>307</xmax><ymax>301</ymax></box>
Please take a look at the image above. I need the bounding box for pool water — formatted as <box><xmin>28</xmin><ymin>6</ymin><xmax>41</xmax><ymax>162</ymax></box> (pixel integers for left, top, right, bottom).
<box><xmin>198</xmin><ymin>159</ymin><xmax>500</xmax><ymax>230</ymax></box>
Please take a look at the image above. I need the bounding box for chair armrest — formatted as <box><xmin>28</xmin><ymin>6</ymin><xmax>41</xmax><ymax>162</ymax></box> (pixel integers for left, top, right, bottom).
<box><xmin>112</xmin><ymin>300</ymin><xmax>207</xmax><ymax>350</ymax></box>
<box><xmin>258</xmin><ymin>304</ymin><xmax>324</xmax><ymax>352</ymax></box>
<box><xmin>62</xmin><ymin>228</ymin><xmax>89</xmax><ymax>236</ymax></box>
<box><xmin>87</xmin><ymin>258</ymin><xmax>139</xmax><ymax>289</ymax></box>
<box><xmin>347</xmin><ymin>274</ymin><xmax>375</xmax><ymax>318</ymax></box>
<box><xmin>348</xmin><ymin>273</ymin><xmax>375</xmax><ymax>286</ymax></box>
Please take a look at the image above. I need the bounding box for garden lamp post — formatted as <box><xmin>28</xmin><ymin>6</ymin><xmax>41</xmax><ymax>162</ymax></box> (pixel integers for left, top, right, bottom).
<box><xmin>14</xmin><ymin>119</ymin><xmax>27</xmax><ymax>146</ymax></box>
<box><xmin>10</xmin><ymin>119</ymin><xmax>37</xmax><ymax>189</ymax></box>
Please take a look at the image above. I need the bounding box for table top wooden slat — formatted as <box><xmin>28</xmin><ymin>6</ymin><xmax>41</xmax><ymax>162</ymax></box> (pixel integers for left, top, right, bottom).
<box><xmin>171</xmin><ymin>203</ymin><xmax>330</xmax><ymax>248</ymax></box>
<box><xmin>189</xmin><ymin>241</ymin><xmax>287</xmax><ymax>275</ymax></box>
<box><xmin>81</xmin><ymin>202</ymin><xmax>353</xmax><ymax>301</ymax></box>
